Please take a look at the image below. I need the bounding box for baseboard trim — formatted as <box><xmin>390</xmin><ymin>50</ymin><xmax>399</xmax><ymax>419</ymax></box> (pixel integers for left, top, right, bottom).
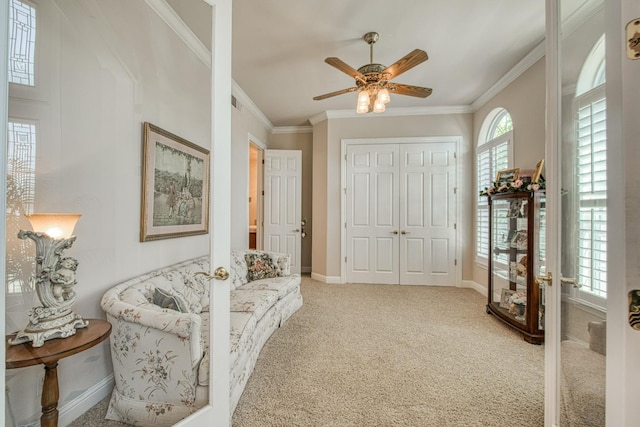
<box><xmin>310</xmin><ymin>272</ymin><xmax>342</xmax><ymax>284</ymax></box>
<box><xmin>58</xmin><ymin>374</ymin><xmax>114</xmax><ymax>426</ymax></box>
<box><xmin>462</xmin><ymin>280</ymin><xmax>487</xmax><ymax>297</ymax></box>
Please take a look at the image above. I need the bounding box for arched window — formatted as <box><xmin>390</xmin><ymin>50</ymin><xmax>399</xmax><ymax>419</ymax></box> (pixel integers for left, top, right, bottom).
<box><xmin>573</xmin><ymin>35</ymin><xmax>607</xmax><ymax>305</ymax></box>
<box><xmin>476</xmin><ymin>108</ymin><xmax>513</xmax><ymax>261</ymax></box>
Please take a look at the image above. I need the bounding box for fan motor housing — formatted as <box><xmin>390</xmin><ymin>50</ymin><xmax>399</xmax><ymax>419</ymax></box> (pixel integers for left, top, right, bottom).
<box><xmin>356</xmin><ymin>63</ymin><xmax>391</xmax><ymax>88</ymax></box>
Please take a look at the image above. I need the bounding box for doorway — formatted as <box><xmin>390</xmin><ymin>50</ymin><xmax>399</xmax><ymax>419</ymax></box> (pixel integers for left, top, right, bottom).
<box><xmin>342</xmin><ymin>138</ymin><xmax>459</xmax><ymax>285</ymax></box>
<box><xmin>248</xmin><ymin>142</ymin><xmax>264</xmax><ymax>250</ymax></box>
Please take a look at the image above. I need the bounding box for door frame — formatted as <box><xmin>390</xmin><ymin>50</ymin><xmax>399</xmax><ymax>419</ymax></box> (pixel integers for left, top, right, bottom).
<box><xmin>176</xmin><ymin>0</ymin><xmax>231</xmax><ymax>425</ymax></box>
<box><xmin>248</xmin><ymin>134</ymin><xmax>266</xmax><ymax>250</ymax></box>
<box><xmin>340</xmin><ymin>136</ymin><xmax>462</xmax><ymax>285</ymax></box>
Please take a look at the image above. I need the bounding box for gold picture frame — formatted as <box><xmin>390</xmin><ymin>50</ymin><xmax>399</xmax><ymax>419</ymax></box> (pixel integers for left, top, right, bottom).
<box><xmin>532</xmin><ymin>159</ymin><xmax>545</xmax><ymax>183</ymax></box>
<box><xmin>495</xmin><ymin>168</ymin><xmax>520</xmax><ymax>183</ymax></box>
<box><xmin>140</xmin><ymin>122</ymin><xmax>210</xmax><ymax>241</ymax></box>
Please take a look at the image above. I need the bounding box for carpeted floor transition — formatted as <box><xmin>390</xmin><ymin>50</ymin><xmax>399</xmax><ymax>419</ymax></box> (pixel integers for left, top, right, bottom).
<box><xmin>70</xmin><ymin>276</ymin><xmax>544</xmax><ymax>426</ymax></box>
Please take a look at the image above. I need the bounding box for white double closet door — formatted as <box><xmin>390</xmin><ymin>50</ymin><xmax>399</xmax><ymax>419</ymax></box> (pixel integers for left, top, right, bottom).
<box><xmin>345</xmin><ymin>142</ymin><xmax>457</xmax><ymax>285</ymax></box>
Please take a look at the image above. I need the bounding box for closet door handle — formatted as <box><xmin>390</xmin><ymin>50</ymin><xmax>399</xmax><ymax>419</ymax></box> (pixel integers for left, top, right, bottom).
<box><xmin>400</xmin><ymin>230</ymin><xmax>410</xmax><ymax>235</ymax></box>
<box><xmin>390</xmin><ymin>230</ymin><xmax>399</xmax><ymax>235</ymax></box>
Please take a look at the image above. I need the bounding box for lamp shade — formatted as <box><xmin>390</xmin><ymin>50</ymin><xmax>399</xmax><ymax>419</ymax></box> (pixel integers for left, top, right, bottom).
<box><xmin>357</xmin><ymin>89</ymin><xmax>370</xmax><ymax>105</ymax></box>
<box><xmin>377</xmin><ymin>88</ymin><xmax>390</xmax><ymax>104</ymax></box>
<box><xmin>25</xmin><ymin>213</ymin><xmax>82</xmax><ymax>239</ymax></box>
<box><xmin>373</xmin><ymin>98</ymin><xmax>386</xmax><ymax>113</ymax></box>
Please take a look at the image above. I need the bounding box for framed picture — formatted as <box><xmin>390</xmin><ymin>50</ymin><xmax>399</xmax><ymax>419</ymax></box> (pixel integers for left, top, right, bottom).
<box><xmin>500</xmin><ymin>288</ymin><xmax>516</xmax><ymax>309</ymax></box>
<box><xmin>140</xmin><ymin>122</ymin><xmax>210</xmax><ymax>241</ymax></box>
<box><xmin>496</xmin><ymin>168</ymin><xmax>520</xmax><ymax>183</ymax></box>
<box><xmin>532</xmin><ymin>159</ymin><xmax>545</xmax><ymax>183</ymax></box>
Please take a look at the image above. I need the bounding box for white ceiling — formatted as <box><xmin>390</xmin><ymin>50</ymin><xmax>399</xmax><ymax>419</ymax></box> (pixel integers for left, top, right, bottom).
<box><xmin>170</xmin><ymin>0</ymin><xmax>595</xmax><ymax>128</ymax></box>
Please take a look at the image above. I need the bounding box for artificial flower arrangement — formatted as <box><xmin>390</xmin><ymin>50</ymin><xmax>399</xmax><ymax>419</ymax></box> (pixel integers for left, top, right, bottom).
<box><xmin>479</xmin><ymin>177</ymin><xmax>545</xmax><ymax>197</ymax></box>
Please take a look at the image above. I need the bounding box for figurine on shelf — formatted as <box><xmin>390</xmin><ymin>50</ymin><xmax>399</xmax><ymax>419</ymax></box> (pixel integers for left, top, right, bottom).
<box><xmin>515</xmin><ymin>255</ymin><xmax>527</xmax><ymax>277</ymax></box>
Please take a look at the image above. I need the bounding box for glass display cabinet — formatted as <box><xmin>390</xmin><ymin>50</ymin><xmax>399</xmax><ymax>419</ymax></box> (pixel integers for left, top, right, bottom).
<box><xmin>486</xmin><ymin>191</ymin><xmax>546</xmax><ymax>344</ymax></box>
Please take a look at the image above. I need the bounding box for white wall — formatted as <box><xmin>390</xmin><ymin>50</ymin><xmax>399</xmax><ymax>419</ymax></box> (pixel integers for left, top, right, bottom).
<box><xmin>230</xmin><ymin>103</ymin><xmax>271</xmax><ymax>250</ymax></box>
<box><xmin>471</xmin><ymin>59</ymin><xmax>546</xmax><ymax>289</ymax></box>
<box><xmin>5</xmin><ymin>1</ymin><xmax>210</xmax><ymax>424</ymax></box>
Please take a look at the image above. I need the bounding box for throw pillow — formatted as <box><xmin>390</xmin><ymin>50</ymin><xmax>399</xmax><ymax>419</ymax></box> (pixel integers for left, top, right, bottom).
<box><xmin>273</xmin><ymin>254</ymin><xmax>291</xmax><ymax>277</ymax></box>
<box><xmin>153</xmin><ymin>288</ymin><xmax>188</xmax><ymax>313</ymax></box>
<box><xmin>245</xmin><ymin>253</ymin><xmax>278</xmax><ymax>281</ymax></box>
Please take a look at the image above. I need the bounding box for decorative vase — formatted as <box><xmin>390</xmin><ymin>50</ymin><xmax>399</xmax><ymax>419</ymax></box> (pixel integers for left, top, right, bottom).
<box><xmin>514</xmin><ymin>303</ymin><xmax>526</xmax><ymax>322</ymax></box>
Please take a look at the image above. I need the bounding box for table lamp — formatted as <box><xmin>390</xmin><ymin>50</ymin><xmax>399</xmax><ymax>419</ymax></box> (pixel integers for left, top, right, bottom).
<box><xmin>8</xmin><ymin>213</ymin><xmax>88</xmax><ymax>347</ymax></box>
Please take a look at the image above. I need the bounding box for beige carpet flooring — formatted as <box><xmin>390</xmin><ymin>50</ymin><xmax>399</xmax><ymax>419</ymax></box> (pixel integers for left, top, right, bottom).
<box><xmin>70</xmin><ymin>276</ymin><xmax>545</xmax><ymax>426</ymax></box>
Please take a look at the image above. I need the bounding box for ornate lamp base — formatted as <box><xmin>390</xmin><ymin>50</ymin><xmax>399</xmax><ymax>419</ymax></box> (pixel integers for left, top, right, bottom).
<box><xmin>8</xmin><ymin>307</ymin><xmax>88</xmax><ymax>347</ymax></box>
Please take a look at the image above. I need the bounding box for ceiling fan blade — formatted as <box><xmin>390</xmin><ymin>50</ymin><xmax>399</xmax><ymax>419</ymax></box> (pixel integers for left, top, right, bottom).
<box><xmin>313</xmin><ymin>86</ymin><xmax>359</xmax><ymax>101</ymax></box>
<box><xmin>325</xmin><ymin>57</ymin><xmax>365</xmax><ymax>81</ymax></box>
<box><xmin>382</xmin><ymin>49</ymin><xmax>428</xmax><ymax>79</ymax></box>
<box><xmin>389</xmin><ymin>83</ymin><xmax>433</xmax><ymax>98</ymax></box>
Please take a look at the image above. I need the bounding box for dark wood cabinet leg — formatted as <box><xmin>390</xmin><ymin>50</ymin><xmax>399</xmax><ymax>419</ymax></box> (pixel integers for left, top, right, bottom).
<box><xmin>41</xmin><ymin>361</ymin><xmax>59</xmax><ymax>427</ymax></box>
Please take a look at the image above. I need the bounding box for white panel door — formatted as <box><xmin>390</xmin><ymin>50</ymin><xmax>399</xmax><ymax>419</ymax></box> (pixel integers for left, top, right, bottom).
<box><xmin>399</xmin><ymin>143</ymin><xmax>457</xmax><ymax>285</ymax></box>
<box><xmin>345</xmin><ymin>141</ymin><xmax>457</xmax><ymax>286</ymax></box>
<box><xmin>264</xmin><ymin>150</ymin><xmax>302</xmax><ymax>274</ymax></box>
<box><xmin>345</xmin><ymin>144</ymin><xmax>400</xmax><ymax>284</ymax></box>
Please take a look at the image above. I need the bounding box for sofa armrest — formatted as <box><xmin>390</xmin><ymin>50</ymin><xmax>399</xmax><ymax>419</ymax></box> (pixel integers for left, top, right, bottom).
<box><xmin>102</xmin><ymin>289</ymin><xmax>205</xmax><ymax>407</ymax></box>
<box><xmin>101</xmin><ymin>289</ymin><xmax>203</xmax><ymax>367</ymax></box>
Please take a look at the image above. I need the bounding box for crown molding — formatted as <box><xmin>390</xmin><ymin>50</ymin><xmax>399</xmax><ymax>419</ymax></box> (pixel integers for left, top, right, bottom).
<box><xmin>471</xmin><ymin>0</ymin><xmax>603</xmax><ymax>112</ymax></box>
<box><xmin>231</xmin><ymin>81</ymin><xmax>274</xmax><ymax>131</ymax></box>
<box><xmin>272</xmin><ymin>126</ymin><xmax>313</xmax><ymax>134</ymax></box>
<box><xmin>144</xmin><ymin>0</ymin><xmax>211</xmax><ymax>68</ymax></box>
<box><xmin>309</xmin><ymin>105</ymin><xmax>472</xmax><ymax>125</ymax></box>
<box><xmin>471</xmin><ymin>41</ymin><xmax>546</xmax><ymax>112</ymax></box>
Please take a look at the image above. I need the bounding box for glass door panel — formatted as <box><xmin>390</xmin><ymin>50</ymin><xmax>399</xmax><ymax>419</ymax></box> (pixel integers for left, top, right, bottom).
<box><xmin>558</xmin><ymin>0</ymin><xmax>607</xmax><ymax>424</ymax></box>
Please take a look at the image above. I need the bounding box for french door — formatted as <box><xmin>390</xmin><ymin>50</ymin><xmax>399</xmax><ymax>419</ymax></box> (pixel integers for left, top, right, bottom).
<box><xmin>545</xmin><ymin>0</ymin><xmax>607</xmax><ymax>425</ymax></box>
<box><xmin>344</xmin><ymin>140</ymin><xmax>457</xmax><ymax>285</ymax></box>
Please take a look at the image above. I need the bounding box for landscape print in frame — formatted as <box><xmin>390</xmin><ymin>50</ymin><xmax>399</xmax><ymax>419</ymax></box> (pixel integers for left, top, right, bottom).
<box><xmin>141</xmin><ymin>122</ymin><xmax>210</xmax><ymax>241</ymax></box>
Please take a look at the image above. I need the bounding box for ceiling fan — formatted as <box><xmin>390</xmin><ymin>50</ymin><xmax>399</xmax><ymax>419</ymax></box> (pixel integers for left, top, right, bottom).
<box><xmin>313</xmin><ymin>32</ymin><xmax>432</xmax><ymax>114</ymax></box>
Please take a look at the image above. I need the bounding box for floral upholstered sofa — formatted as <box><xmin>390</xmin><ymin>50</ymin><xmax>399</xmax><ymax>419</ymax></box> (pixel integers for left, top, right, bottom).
<box><xmin>100</xmin><ymin>249</ymin><xmax>302</xmax><ymax>426</ymax></box>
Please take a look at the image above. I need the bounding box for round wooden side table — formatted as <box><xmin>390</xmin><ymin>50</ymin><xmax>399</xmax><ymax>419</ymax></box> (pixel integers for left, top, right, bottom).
<box><xmin>6</xmin><ymin>318</ymin><xmax>112</xmax><ymax>427</ymax></box>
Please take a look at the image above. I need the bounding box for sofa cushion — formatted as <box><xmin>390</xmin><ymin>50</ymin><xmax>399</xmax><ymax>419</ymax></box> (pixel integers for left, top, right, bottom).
<box><xmin>230</xmin><ymin>250</ymin><xmax>250</xmax><ymax>290</ymax></box>
<box><xmin>197</xmin><ymin>311</ymin><xmax>257</xmax><ymax>386</ymax></box>
<box><xmin>237</xmin><ymin>275</ymin><xmax>300</xmax><ymax>299</ymax></box>
<box><xmin>173</xmin><ymin>260</ymin><xmax>210</xmax><ymax>313</ymax></box>
<box><xmin>245</xmin><ymin>253</ymin><xmax>278</xmax><ymax>281</ymax></box>
<box><xmin>230</xmin><ymin>289</ymin><xmax>279</xmax><ymax>321</ymax></box>
<box><xmin>230</xmin><ymin>312</ymin><xmax>258</xmax><ymax>367</ymax></box>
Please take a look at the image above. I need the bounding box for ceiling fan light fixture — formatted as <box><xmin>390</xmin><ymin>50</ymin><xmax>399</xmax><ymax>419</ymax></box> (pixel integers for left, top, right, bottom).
<box><xmin>377</xmin><ymin>87</ymin><xmax>390</xmax><ymax>104</ymax></box>
<box><xmin>357</xmin><ymin>89</ymin><xmax>370</xmax><ymax>105</ymax></box>
<box><xmin>373</xmin><ymin>98</ymin><xmax>386</xmax><ymax>113</ymax></box>
<box><xmin>356</xmin><ymin>101</ymin><xmax>369</xmax><ymax>114</ymax></box>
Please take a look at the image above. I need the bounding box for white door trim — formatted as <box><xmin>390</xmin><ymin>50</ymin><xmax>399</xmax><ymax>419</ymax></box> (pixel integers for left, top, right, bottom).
<box><xmin>176</xmin><ymin>1</ymin><xmax>232</xmax><ymax>426</ymax></box>
<box><xmin>544</xmin><ymin>1</ymin><xmax>561</xmax><ymax>426</ymax></box>
<box><xmin>248</xmin><ymin>133</ymin><xmax>266</xmax><ymax>250</ymax></box>
<box><xmin>0</xmin><ymin>0</ymin><xmax>8</xmax><ymax>423</ymax></box>
<box><xmin>340</xmin><ymin>136</ymin><xmax>462</xmax><ymax>285</ymax></box>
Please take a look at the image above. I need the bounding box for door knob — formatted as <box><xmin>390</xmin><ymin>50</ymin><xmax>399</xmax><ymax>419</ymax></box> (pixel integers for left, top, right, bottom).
<box><xmin>390</xmin><ymin>230</ymin><xmax>399</xmax><ymax>235</ymax></box>
<box><xmin>293</xmin><ymin>228</ymin><xmax>301</xmax><ymax>233</ymax></box>
<box><xmin>536</xmin><ymin>272</ymin><xmax>553</xmax><ymax>286</ymax></box>
<box><xmin>195</xmin><ymin>268</ymin><xmax>230</xmax><ymax>281</ymax></box>
<box><xmin>213</xmin><ymin>266</ymin><xmax>229</xmax><ymax>281</ymax></box>
<box><xmin>400</xmin><ymin>230</ymin><xmax>410</xmax><ymax>235</ymax></box>
<box><xmin>560</xmin><ymin>277</ymin><xmax>582</xmax><ymax>288</ymax></box>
